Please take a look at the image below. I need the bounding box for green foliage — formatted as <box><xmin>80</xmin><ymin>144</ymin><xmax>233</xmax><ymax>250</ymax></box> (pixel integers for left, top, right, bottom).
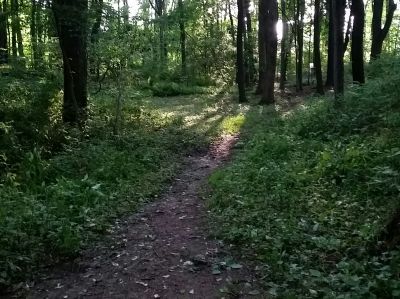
<box><xmin>209</xmin><ymin>56</ymin><xmax>400</xmax><ymax>298</ymax></box>
<box><xmin>0</xmin><ymin>75</ymin><xmax>63</xmax><ymax>176</ymax></box>
<box><xmin>151</xmin><ymin>82</ymin><xmax>208</xmax><ymax>97</ymax></box>
<box><xmin>0</xmin><ymin>90</ymin><xmax>209</xmax><ymax>287</ymax></box>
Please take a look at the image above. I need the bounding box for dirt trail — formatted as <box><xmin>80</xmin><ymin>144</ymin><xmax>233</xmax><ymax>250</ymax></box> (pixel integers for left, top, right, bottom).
<box><xmin>23</xmin><ymin>135</ymin><xmax>265</xmax><ymax>299</ymax></box>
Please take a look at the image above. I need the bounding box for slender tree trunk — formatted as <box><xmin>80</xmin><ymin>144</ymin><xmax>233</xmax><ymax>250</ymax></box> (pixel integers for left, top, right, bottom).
<box><xmin>10</xmin><ymin>0</ymin><xmax>23</xmax><ymax>59</ymax></box>
<box><xmin>15</xmin><ymin>0</ymin><xmax>23</xmax><ymax>57</ymax></box>
<box><xmin>11</xmin><ymin>0</ymin><xmax>17</xmax><ymax>58</ymax></box>
<box><xmin>260</xmin><ymin>0</ymin><xmax>278</xmax><ymax>104</ymax></box>
<box><xmin>296</xmin><ymin>0</ymin><xmax>305</xmax><ymax>91</ymax></box>
<box><xmin>314</xmin><ymin>0</ymin><xmax>324</xmax><ymax>94</ymax></box>
<box><xmin>332</xmin><ymin>0</ymin><xmax>345</xmax><ymax>97</ymax></box>
<box><xmin>351</xmin><ymin>0</ymin><xmax>365</xmax><ymax>83</ymax></box>
<box><xmin>244</xmin><ymin>0</ymin><xmax>255</xmax><ymax>86</ymax></box>
<box><xmin>0</xmin><ymin>0</ymin><xmax>7</xmax><ymax>64</ymax></box>
<box><xmin>53</xmin><ymin>0</ymin><xmax>89</xmax><ymax>124</ymax></box>
<box><xmin>178</xmin><ymin>0</ymin><xmax>187</xmax><ymax>78</ymax></box>
<box><xmin>228</xmin><ymin>0</ymin><xmax>235</xmax><ymax>43</ymax></box>
<box><xmin>31</xmin><ymin>0</ymin><xmax>39</xmax><ymax>67</ymax></box>
<box><xmin>326</xmin><ymin>0</ymin><xmax>334</xmax><ymax>87</ymax></box>
<box><xmin>280</xmin><ymin>0</ymin><xmax>289</xmax><ymax>90</ymax></box>
<box><xmin>371</xmin><ymin>0</ymin><xmax>397</xmax><ymax>59</ymax></box>
<box><xmin>90</xmin><ymin>0</ymin><xmax>103</xmax><ymax>79</ymax></box>
<box><xmin>237</xmin><ymin>0</ymin><xmax>247</xmax><ymax>102</ymax></box>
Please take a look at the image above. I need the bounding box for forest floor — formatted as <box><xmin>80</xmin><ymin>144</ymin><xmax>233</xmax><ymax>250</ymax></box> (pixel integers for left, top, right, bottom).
<box><xmin>22</xmin><ymin>134</ymin><xmax>265</xmax><ymax>299</ymax></box>
<box><xmin>2</xmin><ymin>86</ymin><xmax>286</xmax><ymax>299</ymax></box>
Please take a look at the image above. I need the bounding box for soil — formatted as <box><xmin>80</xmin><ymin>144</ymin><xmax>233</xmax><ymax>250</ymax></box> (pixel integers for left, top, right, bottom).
<box><xmin>18</xmin><ymin>135</ymin><xmax>266</xmax><ymax>299</ymax></box>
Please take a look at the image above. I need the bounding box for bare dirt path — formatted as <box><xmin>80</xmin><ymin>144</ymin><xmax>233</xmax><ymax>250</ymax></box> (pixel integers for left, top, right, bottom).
<box><xmin>23</xmin><ymin>135</ymin><xmax>266</xmax><ymax>299</ymax></box>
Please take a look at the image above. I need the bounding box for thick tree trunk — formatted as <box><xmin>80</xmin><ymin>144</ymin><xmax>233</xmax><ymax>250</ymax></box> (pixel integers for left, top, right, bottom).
<box><xmin>351</xmin><ymin>0</ymin><xmax>365</xmax><ymax>83</ymax></box>
<box><xmin>256</xmin><ymin>5</ymin><xmax>266</xmax><ymax>95</ymax></box>
<box><xmin>326</xmin><ymin>0</ymin><xmax>334</xmax><ymax>87</ymax></box>
<box><xmin>0</xmin><ymin>0</ymin><xmax>7</xmax><ymax>64</ymax></box>
<box><xmin>371</xmin><ymin>0</ymin><xmax>397</xmax><ymax>59</ymax></box>
<box><xmin>296</xmin><ymin>0</ymin><xmax>305</xmax><ymax>91</ymax></box>
<box><xmin>279</xmin><ymin>0</ymin><xmax>289</xmax><ymax>90</ymax></box>
<box><xmin>236</xmin><ymin>0</ymin><xmax>247</xmax><ymax>102</ymax></box>
<box><xmin>178</xmin><ymin>0</ymin><xmax>186</xmax><ymax>78</ymax></box>
<box><xmin>260</xmin><ymin>0</ymin><xmax>278</xmax><ymax>105</ymax></box>
<box><xmin>53</xmin><ymin>0</ymin><xmax>89</xmax><ymax>124</ymax></box>
<box><xmin>314</xmin><ymin>0</ymin><xmax>324</xmax><ymax>94</ymax></box>
<box><xmin>332</xmin><ymin>0</ymin><xmax>345</xmax><ymax>97</ymax></box>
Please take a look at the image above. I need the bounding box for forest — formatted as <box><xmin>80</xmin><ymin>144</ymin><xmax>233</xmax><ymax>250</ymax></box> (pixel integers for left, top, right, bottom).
<box><xmin>0</xmin><ymin>0</ymin><xmax>400</xmax><ymax>298</ymax></box>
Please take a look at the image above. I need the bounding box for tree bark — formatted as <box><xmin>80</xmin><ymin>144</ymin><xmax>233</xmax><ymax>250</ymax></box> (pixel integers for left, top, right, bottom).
<box><xmin>332</xmin><ymin>0</ymin><xmax>345</xmax><ymax>97</ymax></box>
<box><xmin>351</xmin><ymin>0</ymin><xmax>365</xmax><ymax>83</ymax></box>
<box><xmin>10</xmin><ymin>0</ymin><xmax>23</xmax><ymax>58</ymax></box>
<box><xmin>244</xmin><ymin>0</ymin><xmax>255</xmax><ymax>86</ymax></box>
<box><xmin>227</xmin><ymin>0</ymin><xmax>235</xmax><ymax>43</ymax></box>
<box><xmin>260</xmin><ymin>0</ymin><xmax>278</xmax><ymax>105</ymax></box>
<box><xmin>53</xmin><ymin>0</ymin><xmax>89</xmax><ymax>124</ymax></box>
<box><xmin>295</xmin><ymin>0</ymin><xmax>305</xmax><ymax>91</ymax></box>
<box><xmin>371</xmin><ymin>0</ymin><xmax>397</xmax><ymax>59</ymax></box>
<box><xmin>326</xmin><ymin>0</ymin><xmax>334</xmax><ymax>87</ymax></box>
<box><xmin>256</xmin><ymin>3</ymin><xmax>266</xmax><ymax>95</ymax></box>
<box><xmin>279</xmin><ymin>0</ymin><xmax>289</xmax><ymax>90</ymax></box>
<box><xmin>314</xmin><ymin>0</ymin><xmax>324</xmax><ymax>94</ymax></box>
<box><xmin>0</xmin><ymin>0</ymin><xmax>7</xmax><ymax>64</ymax></box>
<box><xmin>178</xmin><ymin>0</ymin><xmax>186</xmax><ymax>78</ymax></box>
<box><xmin>237</xmin><ymin>0</ymin><xmax>247</xmax><ymax>102</ymax></box>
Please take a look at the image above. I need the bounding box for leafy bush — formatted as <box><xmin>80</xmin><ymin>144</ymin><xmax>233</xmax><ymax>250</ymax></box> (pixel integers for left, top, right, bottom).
<box><xmin>209</xmin><ymin>56</ymin><xmax>400</xmax><ymax>298</ymax></box>
<box><xmin>151</xmin><ymin>81</ymin><xmax>208</xmax><ymax>97</ymax></box>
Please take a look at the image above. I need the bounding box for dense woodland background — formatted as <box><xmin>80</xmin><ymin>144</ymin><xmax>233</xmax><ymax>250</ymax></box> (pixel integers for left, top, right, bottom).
<box><xmin>1</xmin><ymin>0</ymin><xmax>400</xmax><ymax>297</ymax></box>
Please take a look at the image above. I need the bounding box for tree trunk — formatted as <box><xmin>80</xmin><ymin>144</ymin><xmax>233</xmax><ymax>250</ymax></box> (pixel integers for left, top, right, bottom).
<box><xmin>296</xmin><ymin>0</ymin><xmax>305</xmax><ymax>91</ymax></box>
<box><xmin>244</xmin><ymin>0</ymin><xmax>255</xmax><ymax>86</ymax></box>
<box><xmin>0</xmin><ymin>0</ymin><xmax>7</xmax><ymax>64</ymax></box>
<box><xmin>11</xmin><ymin>0</ymin><xmax>17</xmax><ymax>59</ymax></box>
<box><xmin>31</xmin><ymin>0</ymin><xmax>41</xmax><ymax>67</ymax></box>
<box><xmin>227</xmin><ymin>0</ymin><xmax>235</xmax><ymax>43</ymax></box>
<box><xmin>236</xmin><ymin>0</ymin><xmax>247</xmax><ymax>102</ymax></box>
<box><xmin>256</xmin><ymin>4</ymin><xmax>266</xmax><ymax>95</ymax></box>
<box><xmin>351</xmin><ymin>0</ymin><xmax>365</xmax><ymax>83</ymax></box>
<box><xmin>326</xmin><ymin>0</ymin><xmax>334</xmax><ymax>87</ymax></box>
<box><xmin>10</xmin><ymin>0</ymin><xmax>23</xmax><ymax>59</ymax></box>
<box><xmin>260</xmin><ymin>0</ymin><xmax>278</xmax><ymax>105</ymax></box>
<box><xmin>53</xmin><ymin>0</ymin><xmax>89</xmax><ymax>124</ymax></box>
<box><xmin>90</xmin><ymin>0</ymin><xmax>103</xmax><ymax>79</ymax></box>
<box><xmin>343</xmin><ymin>9</ymin><xmax>352</xmax><ymax>54</ymax></box>
<box><xmin>279</xmin><ymin>0</ymin><xmax>289</xmax><ymax>90</ymax></box>
<box><xmin>314</xmin><ymin>0</ymin><xmax>324</xmax><ymax>94</ymax></box>
<box><xmin>178</xmin><ymin>0</ymin><xmax>186</xmax><ymax>78</ymax></box>
<box><xmin>371</xmin><ymin>0</ymin><xmax>397</xmax><ymax>59</ymax></box>
<box><xmin>332</xmin><ymin>0</ymin><xmax>345</xmax><ymax>97</ymax></box>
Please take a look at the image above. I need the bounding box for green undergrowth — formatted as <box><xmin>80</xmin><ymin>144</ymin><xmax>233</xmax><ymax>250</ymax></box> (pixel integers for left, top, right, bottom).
<box><xmin>0</xmin><ymin>85</ymin><xmax>243</xmax><ymax>289</ymax></box>
<box><xmin>209</xmin><ymin>56</ymin><xmax>400</xmax><ymax>298</ymax></box>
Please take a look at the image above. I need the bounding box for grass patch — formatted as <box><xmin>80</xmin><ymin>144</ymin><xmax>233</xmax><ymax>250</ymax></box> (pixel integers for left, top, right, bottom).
<box><xmin>208</xmin><ymin>56</ymin><xmax>400</xmax><ymax>298</ymax></box>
